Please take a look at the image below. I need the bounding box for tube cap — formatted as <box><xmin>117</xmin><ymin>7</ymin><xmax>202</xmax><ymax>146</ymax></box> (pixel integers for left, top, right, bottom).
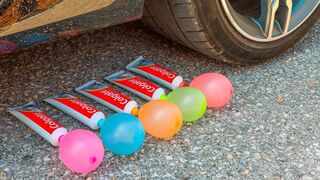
<box><xmin>131</xmin><ymin>107</ymin><xmax>140</xmax><ymax>116</ymax></box>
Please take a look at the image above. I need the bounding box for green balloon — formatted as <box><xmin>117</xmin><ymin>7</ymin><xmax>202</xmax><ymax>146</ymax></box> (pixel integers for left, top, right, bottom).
<box><xmin>167</xmin><ymin>87</ymin><xmax>207</xmax><ymax>123</ymax></box>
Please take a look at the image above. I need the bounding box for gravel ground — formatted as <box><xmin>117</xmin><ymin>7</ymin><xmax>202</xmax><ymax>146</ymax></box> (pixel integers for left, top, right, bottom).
<box><xmin>0</xmin><ymin>21</ymin><xmax>319</xmax><ymax>179</ymax></box>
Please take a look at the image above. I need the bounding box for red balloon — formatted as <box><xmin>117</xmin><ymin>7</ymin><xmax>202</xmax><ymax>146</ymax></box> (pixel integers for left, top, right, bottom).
<box><xmin>191</xmin><ymin>73</ymin><xmax>233</xmax><ymax>108</ymax></box>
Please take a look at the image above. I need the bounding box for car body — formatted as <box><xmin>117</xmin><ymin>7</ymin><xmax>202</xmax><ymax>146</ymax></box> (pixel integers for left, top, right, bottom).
<box><xmin>0</xmin><ymin>0</ymin><xmax>144</xmax><ymax>55</ymax></box>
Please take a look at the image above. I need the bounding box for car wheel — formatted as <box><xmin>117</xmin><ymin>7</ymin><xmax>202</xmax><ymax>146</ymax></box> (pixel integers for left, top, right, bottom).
<box><xmin>143</xmin><ymin>0</ymin><xmax>320</xmax><ymax>64</ymax></box>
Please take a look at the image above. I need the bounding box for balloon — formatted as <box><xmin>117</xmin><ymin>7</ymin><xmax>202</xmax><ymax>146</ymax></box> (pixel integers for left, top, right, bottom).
<box><xmin>100</xmin><ymin>113</ymin><xmax>145</xmax><ymax>156</ymax></box>
<box><xmin>167</xmin><ymin>87</ymin><xmax>206</xmax><ymax>123</ymax></box>
<box><xmin>59</xmin><ymin>129</ymin><xmax>104</xmax><ymax>174</ymax></box>
<box><xmin>190</xmin><ymin>73</ymin><xmax>233</xmax><ymax>108</ymax></box>
<box><xmin>0</xmin><ymin>40</ymin><xmax>17</xmax><ymax>55</ymax></box>
<box><xmin>138</xmin><ymin>100</ymin><xmax>182</xmax><ymax>138</ymax></box>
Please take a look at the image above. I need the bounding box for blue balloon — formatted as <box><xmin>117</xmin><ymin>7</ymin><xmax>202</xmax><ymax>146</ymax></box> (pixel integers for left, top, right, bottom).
<box><xmin>100</xmin><ymin>113</ymin><xmax>145</xmax><ymax>155</ymax></box>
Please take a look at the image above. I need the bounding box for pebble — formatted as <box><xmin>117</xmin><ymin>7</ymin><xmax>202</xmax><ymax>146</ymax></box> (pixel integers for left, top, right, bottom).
<box><xmin>301</xmin><ymin>175</ymin><xmax>313</xmax><ymax>180</ymax></box>
<box><xmin>47</xmin><ymin>172</ymin><xmax>54</xmax><ymax>177</ymax></box>
<box><xmin>243</xmin><ymin>169</ymin><xmax>250</xmax><ymax>176</ymax></box>
<box><xmin>226</xmin><ymin>153</ymin><xmax>233</xmax><ymax>160</ymax></box>
<box><xmin>165</xmin><ymin>156</ymin><xmax>173</xmax><ymax>161</ymax></box>
<box><xmin>43</xmin><ymin>156</ymin><xmax>50</xmax><ymax>162</ymax></box>
<box><xmin>277</xmin><ymin>97</ymin><xmax>285</xmax><ymax>104</ymax></box>
<box><xmin>254</xmin><ymin>153</ymin><xmax>262</xmax><ymax>161</ymax></box>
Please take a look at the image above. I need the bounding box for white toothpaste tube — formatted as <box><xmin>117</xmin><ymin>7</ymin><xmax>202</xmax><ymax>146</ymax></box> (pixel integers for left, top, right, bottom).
<box><xmin>105</xmin><ymin>71</ymin><xmax>166</xmax><ymax>101</ymax></box>
<box><xmin>126</xmin><ymin>56</ymin><xmax>187</xmax><ymax>90</ymax></box>
<box><xmin>75</xmin><ymin>80</ymin><xmax>139</xmax><ymax>116</ymax></box>
<box><xmin>45</xmin><ymin>93</ymin><xmax>105</xmax><ymax>130</ymax></box>
<box><xmin>7</xmin><ymin>102</ymin><xmax>68</xmax><ymax>146</ymax></box>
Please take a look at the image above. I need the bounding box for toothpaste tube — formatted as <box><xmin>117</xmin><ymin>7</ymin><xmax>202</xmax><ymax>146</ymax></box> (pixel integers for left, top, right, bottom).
<box><xmin>7</xmin><ymin>102</ymin><xmax>68</xmax><ymax>146</ymax></box>
<box><xmin>75</xmin><ymin>80</ymin><xmax>139</xmax><ymax>116</ymax></box>
<box><xmin>45</xmin><ymin>93</ymin><xmax>105</xmax><ymax>130</ymax></box>
<box><xmin>105</xmin><ymin>71</ymin><xmax>166</xmax><ymax>101</ymax></box>
<box><xmin>126</xmin><ymin>56</ymin><xmax>187</xmax><ymax>90</ymax></box>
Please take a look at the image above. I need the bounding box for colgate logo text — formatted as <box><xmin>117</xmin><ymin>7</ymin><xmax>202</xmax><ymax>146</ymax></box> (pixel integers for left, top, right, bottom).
<box><xmin>35</xmin><ymin>113</ymin><xmax>59</xmax><ymax>129</ymax></box>
<box><xmin>69</xmin><ymin>99</ymin><xmax>97</xmax><ymax>114</ymax></box>
<box><xmin>100</xmin><ymin>90</ymin><xmax>128</xmax><ymax>104</ymax></box>
<box><xmin>150</xmin><ymin>66</ymin><xmax>175</xmax><ymax>79</ymax></box>
<box><xmin>129</xmin><ymin>79</ymin><xmax>156</xmax><ymax>92</ymax></box>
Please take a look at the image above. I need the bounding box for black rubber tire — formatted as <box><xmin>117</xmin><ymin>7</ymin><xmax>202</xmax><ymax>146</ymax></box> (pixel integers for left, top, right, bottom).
<box><xmin>143</xmin><ymin>0</ymin><xmax>320</xmax><ymax>64</ymax></box>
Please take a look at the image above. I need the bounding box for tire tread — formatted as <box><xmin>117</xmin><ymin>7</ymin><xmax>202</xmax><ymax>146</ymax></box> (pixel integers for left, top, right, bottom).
<box><xmin>143</xmin><ymin>0</ymin><xmax>232</xmax><ymax>63</ymax></box>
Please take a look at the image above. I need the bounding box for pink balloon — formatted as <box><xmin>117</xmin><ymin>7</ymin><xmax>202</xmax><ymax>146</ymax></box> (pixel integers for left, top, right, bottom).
<box><xmin>59</xmin><ymin>129</ymin><xmax>104</xmax><ymax>174</ymax></box>
<box><xmin>190</xmin><ymin>73</ymin><xmax>233</xmax><ymax>108</ymax></box>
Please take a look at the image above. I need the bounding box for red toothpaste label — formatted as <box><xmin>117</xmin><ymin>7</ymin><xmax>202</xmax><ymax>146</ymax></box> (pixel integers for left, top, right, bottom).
<box><xmin>137</xmin><ymin>64</ymin><xmax>178</xmax><ymax>83</ymax></box>
<box><xmin>81</xmin><ymin>81</ymin><xmax>131</xmax><ymax>110</ymax></box>
<box><xmin>53</xmin><ymin>94</ymin><xmax>99</xmax><ymax>119</ymax></box>
<box><xmin>18</xmin><ymin>105</ymin><xmax>62</xmax><ymax>134</ymax></box>
<box><xmin>111</xmin><ymin>73</ymin><xmax>159</xmax><ymax>98</ymax></box>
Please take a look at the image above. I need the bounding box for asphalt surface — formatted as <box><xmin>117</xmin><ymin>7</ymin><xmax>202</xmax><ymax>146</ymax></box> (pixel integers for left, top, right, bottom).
<box><xmin>0</xmin><ymin>21</ymin><xmax>319</xmax><ymax>179</ymax></box>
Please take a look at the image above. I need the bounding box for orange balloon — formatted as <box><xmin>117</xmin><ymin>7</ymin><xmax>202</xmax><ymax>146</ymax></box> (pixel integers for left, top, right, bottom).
<box><xmin>138</xmin><ymin>100</ymin><xmax>183</xmax><ymax>139</ymax></box>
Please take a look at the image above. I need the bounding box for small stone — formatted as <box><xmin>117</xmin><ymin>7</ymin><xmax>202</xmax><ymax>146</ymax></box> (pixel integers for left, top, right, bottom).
<box><xmin>165</xmin><ymin>156</ymin><xmax>173</xmax><ymax>161</ymax></box>
<box><xmin>86</xmin><ymin>177</ymin><xmax>93</xmax><ymax>180</ymax></box>
<box><xmin>243</xmin><ymin>169</ymin><xmax>250</xmax><ymax>176</ymax></box>
<box><xmin>0</xmin><ymin>170</ymin><xmax>7</xmax><ymax>179</ymax></box>
<box><xmin>254</xmin><ymin>153</ymin><xmax>261</xmax><ymax>161</ymax></box>
<box><xmin>135</xmin><ymin>169</ymin><xmax>141</xmax><ymax>176</ymax></box>
<box><xmin>301</xmin><ymin>175</ymin><xmax>313</xmax><ymax>180</ymax></box>
<box><xmin>238</xmin><ymin>99</ymin><xmax>245</xmax><ymax>105</ymax></box>
<box><xmin>306</xmin><ymin>81</ymin><xmax>318</xmax><ymax>89</ymax></box>
<box><xmin>240</xmin><ymin>158</ymin><xmax>247</xmax><ymax>165</ymax></box>
<box><xmin>63</xmin><ymin>170</ymin><xmax>70</xmax><ymax>176</ymax></box>
<box><xmin>47</xmin><ymin>171</ymin><xmax>54</xmax><ymax>177</ymax></box>
<box><xmin>179</xmin><ymin>158</ymin><xmax>187</xmax><ymax>163</ymax></box>
<box><xmin>44</xmin><ymin>156</ymin><xmax>50</xmax><ymax>162</ymax></box>
<box><xmin>130</xmin><ymin>153</ymin><xmax>138</xmax><ymax>160</ymax></box>
<box><xmin>169</xmin><ymin>162</ymin><xmax>175</xmax><ymax>166</ymax></box>
<box><xmin>122</xmin><ymin>170</ymin><xmax>133</xmax><ymax>175</ymax></box>
<box><xmin>277</xmin><ymin>97</ymin><xmax>285</xmax><ymax>104</ymax></box>
<box><xmin>27</xmin><ymin>128</ymin><xmax>33</xmax><ymax>133</ymax></box>
<box><xmin>191</xmin><ymin>160</ymin><xmax>198</xmax><ymax>164</ymax></box>
<box><xmin>226</xmin><ymin>153</ymin><xmax>233</xmax><ymax>159</ymax></box>
<box><xmin>264</xmin><ymin>155</ymin><xmax>272</xmax><ymax>162</ymax></box>
<box><xmin>287</xmin><ymin>152</ymin><xmax>293</xmax><ymax>157</ymax></box>
<box><xmin>170</xmin><ymin>139</ymin><xmax>177</xmax><ymax>143</ymax></box>
<box><xmin>51</xmin><ymin>154</ymin><xmax>57</xmax><ymax>161</ymax></box>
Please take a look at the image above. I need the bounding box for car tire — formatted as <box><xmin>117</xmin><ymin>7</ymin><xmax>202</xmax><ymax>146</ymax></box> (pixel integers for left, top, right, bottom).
<box><xmin>143</xmin><ymin>0</ymin><xmax>320</xmax><ymax>64</ymax></box>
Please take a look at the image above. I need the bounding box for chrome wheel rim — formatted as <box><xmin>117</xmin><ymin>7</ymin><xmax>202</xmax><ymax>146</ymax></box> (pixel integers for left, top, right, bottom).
<box><xmin>220</xmin><ymin>0</ymin><xmax>320</xmax><ymax>42</ymax></box>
